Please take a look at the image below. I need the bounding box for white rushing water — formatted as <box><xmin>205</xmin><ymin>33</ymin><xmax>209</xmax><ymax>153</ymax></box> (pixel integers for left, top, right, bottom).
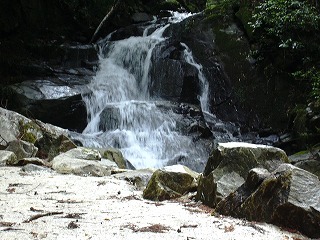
<box><xmin>181</xmin><ymin>43</ymin><xmax>210</xmax><ymax>113</ymax></box>
<box><xmin>76</xmin><ymin>12</ymin><xmax>210</xmax><ymax>169</ymax></box>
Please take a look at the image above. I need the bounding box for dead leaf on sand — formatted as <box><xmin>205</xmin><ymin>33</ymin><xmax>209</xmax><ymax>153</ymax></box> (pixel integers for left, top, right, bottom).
<box><xmin>224</xmin><ymin>224</ymin><xmax>235</xmax><ymax>232</ymax></box>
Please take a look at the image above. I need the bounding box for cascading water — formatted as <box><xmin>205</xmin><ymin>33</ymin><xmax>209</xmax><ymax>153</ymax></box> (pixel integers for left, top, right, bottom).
<box><xmin>73</xmin><ymin>12</ymin><xmax>211</xmax><ymax>169</ymax></box>
<box><xmin>181</xmin><ymin>43</ymin><xmax>210</xmax><ymax>114</ymax></box>
<box><xmin>180</xmin><ymin>42</ymin><xmax>240</xmax><ymax>142</ymax></box>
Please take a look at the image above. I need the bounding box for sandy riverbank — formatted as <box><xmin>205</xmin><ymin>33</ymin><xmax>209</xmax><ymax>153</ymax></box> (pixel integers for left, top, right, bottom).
<box><xmin>0</xmin><ymin>166</ymin><xmax>308</xmax><ymax>240</ymax></box>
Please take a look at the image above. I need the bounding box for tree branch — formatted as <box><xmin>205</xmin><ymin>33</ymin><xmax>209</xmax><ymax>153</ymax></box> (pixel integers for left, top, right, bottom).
<box><xmin>89</xmin><ymin>0</ymin><xmax>123</xmax><ymax>43</ymax></box>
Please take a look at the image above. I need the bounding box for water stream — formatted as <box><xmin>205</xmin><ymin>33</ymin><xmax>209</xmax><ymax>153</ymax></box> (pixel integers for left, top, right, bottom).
<box><xmin>72</xmin><ymin>12</ymin><xmax>211</xmax><ymax>169</ymax></box>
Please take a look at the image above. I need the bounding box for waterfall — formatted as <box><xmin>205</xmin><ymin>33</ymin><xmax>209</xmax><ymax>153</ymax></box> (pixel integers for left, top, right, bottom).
<box><xmin>181</xmin><ymin>43</ymin><xmax>210</xmax><ymax>113</ymax></box>
<box><xmin>74</xmin><ymin>12</ymin><xmax>210</xmax><ymax>169</ymax></box>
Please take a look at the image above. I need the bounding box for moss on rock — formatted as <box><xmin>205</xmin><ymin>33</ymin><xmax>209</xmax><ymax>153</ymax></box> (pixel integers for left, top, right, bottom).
<box><xmin>143</xmin><ymin>169</ymin><xmax>197</xmax><ymax>201</ymax></box>
<box><xmin>216</xmin><ymin>164</ymin><xmax>320</xmax><ymax>239</ymax></box>
<box><xmin>103</xmin><ymin>148</ymin><xmax>127</xmax><ymax>169</ymax></box>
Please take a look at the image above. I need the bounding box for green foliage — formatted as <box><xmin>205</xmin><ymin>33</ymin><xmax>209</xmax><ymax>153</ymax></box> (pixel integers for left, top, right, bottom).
<box><xmin>251</xmin><ymin>0</ymin><xmax>320</xmax><ymax>55</ymax></box>
<box><xmin>292</xmin><ymin>68</ymin><xmax>320</xmax><ymax>100</ymax></box>
<box><xmin>250</xmin><ymin>0</ymin><xmax>320</xmax><ymax>99</ymax></box>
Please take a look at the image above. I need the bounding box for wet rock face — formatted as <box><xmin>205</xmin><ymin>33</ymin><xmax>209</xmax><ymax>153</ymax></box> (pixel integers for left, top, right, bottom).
<box><xmin>216</xmin><ymin>164</ymin><xmax>320</xmax><ymax>239</ymax></box>
<box><xmin>150</xmin><ymin>40</ymin><xmax>200</xmax><ymax>103</ymax></box>
<box><xmin>0</xmin><ymin>43</ymin><xmax>98</xmax><ymax>132</ymax></box>
<box><xmin>149</xmin><ymin>16</ymin><xmax>206</xmax><ymax>104</ymax></box>
<box><xmin>3</xmin><ymin>81</ymin><xmax>87</xmax><ymax>131</ymax></box>
<box><xmin>149</xmin><ymin>13</ymin><xmax>249</xmax><ymax>126</ymax></box>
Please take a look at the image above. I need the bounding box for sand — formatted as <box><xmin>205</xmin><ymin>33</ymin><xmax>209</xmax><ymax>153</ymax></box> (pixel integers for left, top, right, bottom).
<box><xmin>0</xmin><ymin>166</ymin><xmax>308</xmax><ymax>240</ymax></box>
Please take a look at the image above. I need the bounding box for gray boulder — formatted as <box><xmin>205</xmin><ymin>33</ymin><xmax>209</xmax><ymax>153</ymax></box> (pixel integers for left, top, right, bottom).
<box><xmin>6</xmin><ymin>140</ymin><xmax>38</xmax><ymax>162</ymax></box>
<box><xmin>0</xmin><ymin>150</ymin><xmax>17</xmax><ymax>166</ymax></box>
<box><xmin>0</xmin><ymin>107</ymin><xmax>39</xmax><ymax>146</ymax></box>
<box><xmin>57</xmin><ymin>147</ymin><xmax>101</xmax><ymax>161</ymax></box>
<box><xmin>216</xmin><ymin>164</ymin><xmax>320</xmax><ymax>239</ymax></box>
<box><xmin>0</xmin><ymin>107</ymin><xmax>79</xmax><ymax>164</ymax></box>
<box><xmin>51</xmin><ymin>147</ymin><xmax>112</xmax><ymax>176</ymax></box>
<box><xmin>143</xmin><ymin>165</ymin><xmax>198</xmax><ymax>201</ymax></box>
<box><xmin>198</xmin><ymin>142</ymin><xmax>289</xmax><ymax>206</ymax></box>
<box><xmin>289</xmin><ymin>148</ymin><xmax>320</xmax><ymax>179</ymax></box>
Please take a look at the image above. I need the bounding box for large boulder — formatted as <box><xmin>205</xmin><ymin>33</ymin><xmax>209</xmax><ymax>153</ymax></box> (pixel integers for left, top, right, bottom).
<box><xmin>143</xmin><ymin>165</ymin><xmax>198</xmax><ymax>201</ymax></box>
<box><xmin>204</xmin><ymin>142</ymin><xmax>289</xmax><ymax>176</ymax></box>
<box><xmin>51</xmin><ymin>147</ymin><xmax>116</xmax><ymax>176</ymax></box>
<box><xmin>0</xmin><ymin>107</ymin><xmax>76</xmax><ymax>161</ymax></box>
<box><xmin>0</xmin><ymin>107</ymin><xmax>36</xmax><ymax>146</ymax></box>
<box><xmin>216</xmin><ymin>164</ymin><xmax>320</xmax><ymax>239</ymax></box>
<box><xmin>0</xmin><ymin>107</ymin><xmax>68</xmax><ymax>142</ymax></box>
<box><xmin>197</xmin><ymin>142</ymin><xmax>289</xmax><ymax>206</ymax></box>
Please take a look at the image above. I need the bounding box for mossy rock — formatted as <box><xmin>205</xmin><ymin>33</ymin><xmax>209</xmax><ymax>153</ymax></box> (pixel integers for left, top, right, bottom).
<box><xmin>216</xmin><ymin>164</ymin><xmax>320</xmax><ymax>239</ymax></box>
<box><xmin>35</xmin><ymin>133</ymin><xmax>77</xmax><ymax>161</ymax></box>
<box><xmin>200</xmin><ymin>142</ymin><xmax>289</xmax><ymax>206</ymax></box>
<box><xmin>18</xmin><ymin>120</ymin><xmax>41</xmax><ymax>144</ymax></box>
<box><xmin>143</xmin><ymin>169</ymin><xmax>197</xmax><ymax>201</ymax></box>
<box><xmin>204</xmin><ymin>142</ymin><xmax>289</xmax><ymax>178</ymax></box>
<box><xmin>196</xmin><ymin>172</ymin><xmax>217</xmax><ymax>207</ymax></box>
<box><xmin>103</xmin><ymin>148</ymin><xmax>127</xmax><ymax>169</ymax></box>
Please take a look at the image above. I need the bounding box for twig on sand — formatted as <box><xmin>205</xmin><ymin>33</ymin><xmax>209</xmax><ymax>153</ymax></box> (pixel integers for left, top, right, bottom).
<box><xmin>23</xmin><ymin>212</ymin><xmax>63</xmax><ymax>223</ymax></box>
<box><xmin>0</xmin><ymin>183</ymin><xmax>41</xmax><ymax>195</ymax></box>
<box><xmin>1</xmin><ymin>227</ymin><xmax>24</xmax><ymax>231</ymax></box>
